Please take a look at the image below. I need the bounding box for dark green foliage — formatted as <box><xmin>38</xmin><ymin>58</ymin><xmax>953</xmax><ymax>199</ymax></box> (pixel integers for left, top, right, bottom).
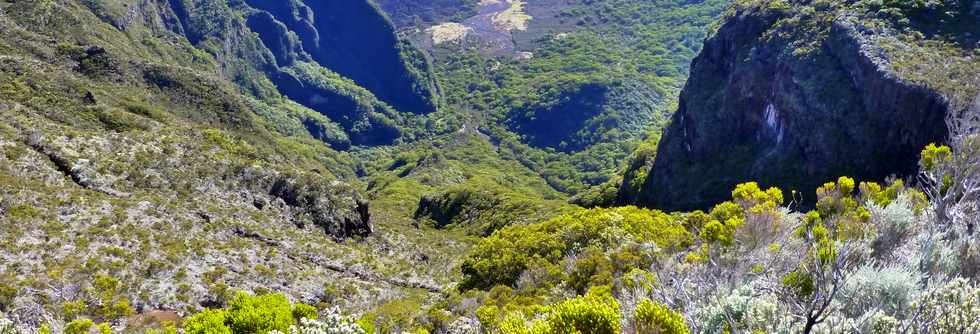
<box><xmin>414</xmin><ymin>180</ymin><xmax>571</xmax><ymax>236</ymax></box>
<box><xmin>276</xmin><ymin>62</ymin><xmax>404</xmax><ymax>146</ymax></box>
<box><xmin>256</xmin><ymin>0</ymin><xmax>440</xmax><ymax>114</ymax></box>
<box><xmin>375</xmin><ymin>0</ymin><xmax>479</xmax><ymax>27</ymax></box>
<box><xmin>432</xmin><ymin>0</ymin><xmax>728</xmax><ymax>193</ymax></box>
<box><xmin>0</xmin><ymin>283</ymin><xmax>15</xmax><ymax>312</ymax></box>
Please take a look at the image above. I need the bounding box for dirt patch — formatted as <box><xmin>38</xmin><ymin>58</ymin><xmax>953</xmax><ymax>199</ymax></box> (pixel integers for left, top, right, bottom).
<box><xmin>427</xmin><ymin>22</ymin><xmax>473</xmax><ymax>44</ymax></box>
<box><xmin>492</xmin><ymin>0</ymin><xmax>532</xmax><ymax>32</ymax></box>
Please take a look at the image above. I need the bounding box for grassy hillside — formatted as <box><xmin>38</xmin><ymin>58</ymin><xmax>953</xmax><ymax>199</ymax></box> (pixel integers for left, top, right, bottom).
<box><xmin>0</xmin><ymin>0</ymin><xmax>473</xmax><ymax>331</ymax></box>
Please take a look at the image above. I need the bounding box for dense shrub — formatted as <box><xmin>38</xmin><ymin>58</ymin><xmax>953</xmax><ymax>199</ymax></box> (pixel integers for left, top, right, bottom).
<box><xmin>460</xmin><ymin>206</ymin><xmax>690</xmax><ymax>290</ymax></box>
<box><xmin>64</xmin><ymin>319</ymin><xmax>94</xmax><ymax>334</ymax></box>
<box><xmin>906</xmin><ymin>278</ymin><xmax>980</xmax><ymax>332</ymax></box>
<box><xmin>184</xmin><ymin>309</ymin><xmax>232</xmax><ymax>334</ymax></box>
<box><xmin>634</xmin><ymin>299</ymin><xmax>688</xmax><ymax>334</ymax></box>
<box><xmin>839</xmin><ymin>264</ymin><xmax>923</xmax><ymax>318</ymax></box>
<box><xmin>182</xmin><ymin>292</ymin><xmax>327</xmax><ymax>334</ymax></box>
<box><xmin>495</xmin><ymin>287</ymin><xmax>621</xmax><ymax>334</ymax></box>
<box><xmin>225</xmin><ymin>292</ymin><xmax>295</xmax><ymax>334</ymax></box>
<box><xmin>697</xmin><ymin>286</ymin><xmax>788</xmax><ymax>334</ymax></box>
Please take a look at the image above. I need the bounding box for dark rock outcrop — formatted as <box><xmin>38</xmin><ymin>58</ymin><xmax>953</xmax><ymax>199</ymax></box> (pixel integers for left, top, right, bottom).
<box><xmin>632</xmin><ymin>7</ymin><xmax>951</xmax><ymax>211</ymax></box>
<box><xmin>270</xmin><ymin>175</ymin><xmax>372</xmax><ymax>239</ymax></box>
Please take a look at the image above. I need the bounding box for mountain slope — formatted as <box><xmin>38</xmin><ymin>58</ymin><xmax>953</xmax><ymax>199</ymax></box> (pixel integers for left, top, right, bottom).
<box><xmin>628</xmin><ymin>0</ymin><xmax>979</xmax><ymax>210</ymax></box>
<box><xmin>0</xmin><ymin>0</ymin><xmax>463</xmax><ymax>326</ymax></box>
<box><xmin>422</xmin><ymin>0</ymin><xmax>729</xmax><ymax>193</ymax></box>
<box><xmin>106</xmin><ymin>0</ymin><xmax>443</xmax><ymax>147</ymax></box>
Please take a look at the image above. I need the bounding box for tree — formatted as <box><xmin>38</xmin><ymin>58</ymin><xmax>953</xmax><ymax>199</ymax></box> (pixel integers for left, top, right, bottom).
<box><xmin>919</xmin><ymin>95</ymin><xmax>980</xmax><ymax>234</ymax></box>
<box><xmin>781</xmin><ymin>178</ymin><xmax>871</xmax><ymax>334</ymax></box>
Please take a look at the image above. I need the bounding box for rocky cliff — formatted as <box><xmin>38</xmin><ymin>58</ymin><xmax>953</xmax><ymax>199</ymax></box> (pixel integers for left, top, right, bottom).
<box><xmin>243</xmin><ymin>0</ymin><xmax>441</xmax><ymax>115</ymax></box>
<box><xmin>161</xmin><ymin>0</ymin><xmax>441</xmax><ymax>147</ymax></box>
<box><xmin>629</xmin><ymin>0</ymin><xmax>979</xmax><ymax>211</ymax></box>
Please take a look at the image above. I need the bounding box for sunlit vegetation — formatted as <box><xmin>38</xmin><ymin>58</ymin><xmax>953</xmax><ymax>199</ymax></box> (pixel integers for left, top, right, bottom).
<box><xmin>1</xmin><ymin>0</ymin><xmax>978</xmax><ymax>334</ymax></box>
<box><xmin>431</xmin><ymin>0</ymin><xmax>729</xmax><ymax>194</ymax></box>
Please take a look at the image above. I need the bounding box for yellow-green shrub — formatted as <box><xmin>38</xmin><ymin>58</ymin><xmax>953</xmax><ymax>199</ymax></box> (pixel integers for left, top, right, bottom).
<box><xmin>634</xmin><ymin>299</ymin><xmax>689</xmax><ymax>334</ymax></box>
<box><xmin>226</xmin><ymin>292</ymin><xmax>294</xmax><ymax>334</ymax></box>
<box><xmin>65</xmin><ymin>319</ymin><xmax>94</xmax><ymax>334</ymax></box>
<box><xmin>183</xmin><ymin>309</ymin><xmax>231</xmax><ymax>334</ymax></box>
<box><xmin>461</xmin><ymin>207</ymin><xmax>690</xmax><ymax>290</ymax></box>
<box><xmin>182</xmin><ymin>292</ymin><xmax>321</xmax><ymax>334</ymax></box>
<box><xmin>496</xmin><ymin>286</ymin><xmax>621</xmax><ymax>334</ymax></box>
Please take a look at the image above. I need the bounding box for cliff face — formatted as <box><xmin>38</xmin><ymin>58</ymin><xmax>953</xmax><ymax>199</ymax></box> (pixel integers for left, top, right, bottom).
<box><xmin>244</xmin><ymin>0</ymin><xmax>440</xmax><ymax>115</ymax></box>
<box><xmin>631</xmin><ymin>3</ymin><xmax>974</xmax><ymax>211</ymax></box>
<box><xmin>152</xmin><ymin>0</ymin><xmax>441</xmax><ymax>147</ymax></box>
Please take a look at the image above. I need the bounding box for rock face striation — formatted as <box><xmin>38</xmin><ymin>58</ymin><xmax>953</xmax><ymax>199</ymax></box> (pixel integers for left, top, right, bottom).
<box><xmin>629</xmin><ymin>5</ymin><xmax>960</xmax><ymax>211</ymax></box>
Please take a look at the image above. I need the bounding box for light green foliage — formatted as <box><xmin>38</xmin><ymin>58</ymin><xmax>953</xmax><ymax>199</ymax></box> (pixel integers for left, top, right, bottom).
<box><xmin>810</xmin><ymin>177</ymin><xmax>872</xmax><ymax>241</ymax></box>
<box><xmin>696</xmin><ymin>182</ymin><xmax>786</xmax><ymax>251</ymax></box>
<box><xmin>182</xmin><ymin>292</ymin><xmax>324</xmax><ymax>334</ymax></box>
<box><xmin>544</xmin><ymin>287</ymin><xmax>620</xmax><ymax>334</ymax></box>
<box><xmin>226</xmin><ymin>292</ymin><xmax>295</xmax><ymax>334</ymax></box>
<box><xmin>202</xmin><ymin>129</ymin><xmax>258</xmax><ymax>158</ymax></box>
<box><xmin>62</xmin><ymin>300</ymin><xmax>87</xmax><ymax>321</ymax></box>
<box><xmin>90</xmin><ymin>274</ymin><xmax>135</xmax><ymax>320</ymax></box>
<box><xmin>184</xmin><ymin>309</ymin><xmax>232</xmax><ymax>334</ymax></box>
<box><xmin>635</xmin><ymin>299</ymin><xmax>688</xmax><ymax>334</ymax></box>
<box><xmin>144</xmin><ymin>323</ymin><xmax>179</xmax><ymax>334</ymax></box>
<box><xmin>495</xmin><ymin>287</ymin><xmax>621</xmax><ymax>334</ymax></box>
<box><xmin>96</xmin><ymin>323</ymin><xmax>111</xmax><ymax>334</ymax></box>
<box><xmin>859</xmin><ymin>180</ymin><xmax>926</xmax><ymax>210</ymax></box>
<box><xmin>292</xmin><ymin>303</ymin><xmax>319</xmax><ymax>322</ymax></box>
<box><xmin>919</xmin><ymin>143</ymin><xmax>955</xmax><ymax>195</ymax></box>
<box><xmin>65</xmin><ymin>319</ymin><xmax>94</xmax><ymax>334</ymax></box>
<box><xmin>460</xmin><ymin>206</ymin><xmax>690</xmax><ymax>290</ymax></box>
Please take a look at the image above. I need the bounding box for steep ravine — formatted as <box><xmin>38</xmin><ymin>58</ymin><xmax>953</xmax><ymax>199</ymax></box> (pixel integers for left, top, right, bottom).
<box><xmin>629</xmin><ymin>6</ymin><xmax>955</xmax><ymax>211</ymax></box>
<box><xmin>243</xmin><ymin>0</ymin><xmax>440</xmax><ymax>115</ymax></box>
